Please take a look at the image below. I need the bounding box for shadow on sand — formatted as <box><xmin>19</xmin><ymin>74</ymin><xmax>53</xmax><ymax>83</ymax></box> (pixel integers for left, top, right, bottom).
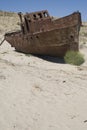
<box><xmin>16</xmin><ymin>50</ymin><xmax>65</xmax><ymax>64</ymax></box>
<box><xmin>32</xmin><ymin>54</ymin><xmax>65</xmax><ymax>64</ymax></box>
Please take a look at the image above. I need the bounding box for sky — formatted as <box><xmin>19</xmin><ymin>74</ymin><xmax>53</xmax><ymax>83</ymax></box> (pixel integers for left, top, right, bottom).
<box><xmin>0</xmin><ymin>0</ymin><xmax>87</xmax><ymax>21</ymax></box>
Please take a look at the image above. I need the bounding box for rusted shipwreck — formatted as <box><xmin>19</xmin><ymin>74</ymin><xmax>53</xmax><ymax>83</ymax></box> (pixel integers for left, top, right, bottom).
<box><xmin>4</xmin><ymin>10</ymin><xmax>82</xmax><ymax>57</ymax></box>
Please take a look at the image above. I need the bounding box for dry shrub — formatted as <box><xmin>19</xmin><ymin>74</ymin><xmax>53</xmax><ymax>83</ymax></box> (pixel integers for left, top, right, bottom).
<box><xmin>64</xmin><ymin>51</ymin><xmax>85</xmax><ymax>66</ymax></box>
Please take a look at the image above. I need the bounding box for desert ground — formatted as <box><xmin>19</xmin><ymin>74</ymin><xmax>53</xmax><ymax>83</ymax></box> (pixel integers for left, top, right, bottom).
<box><xmin>0</xmin><ymin>12</ymin><xmax>87</xmax><ymax>130</ymax></box>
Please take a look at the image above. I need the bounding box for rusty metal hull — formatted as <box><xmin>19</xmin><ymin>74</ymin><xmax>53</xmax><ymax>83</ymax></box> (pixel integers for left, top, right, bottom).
<box><xmin>4</xmin><ymin>10</ymin><xmax>81</xmax><ymax>57</ymax></box>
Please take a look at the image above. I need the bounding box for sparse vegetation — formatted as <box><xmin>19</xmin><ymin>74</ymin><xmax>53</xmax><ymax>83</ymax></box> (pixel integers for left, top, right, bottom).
<box><xmin>83</xmin><ymin>32</ymin><xmax>87</xmax><ymax>37</ymax></box>
<box><xmin>0</xmin><ymin>10</ymin><xmax>17</xmax><ymax>17</ymax></box>
<box><xmin>79</xmin><ymin>22</ymin><xmax>87</xmax><ymax>45</ymax></box>
<box><xmin>0</xmin><ymin>11</ymin><xmax>20</xmax><ymax>34</ymax></box>
<box><xmin>64</xmin><ymin>51</ymin><xmax>85</xmax><ymax>66</ymax></box>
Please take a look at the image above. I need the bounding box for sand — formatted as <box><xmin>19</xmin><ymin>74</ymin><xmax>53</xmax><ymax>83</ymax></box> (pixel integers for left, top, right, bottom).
<box><xmin>0</xmin><ymin>18</ymin><xmax>87</xmax><ymax>130</ymax></box>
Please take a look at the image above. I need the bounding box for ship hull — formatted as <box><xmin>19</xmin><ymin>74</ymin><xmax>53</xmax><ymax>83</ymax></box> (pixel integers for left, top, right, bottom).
<box><xmin>5</xmin><ymin>25</ymin><xmax>79</xmax><ymax>57</ymax></box>
<box><xmin>4</xmin><ymin>11</ymin><xmax>81</xmax><ymax>57</ymax></box>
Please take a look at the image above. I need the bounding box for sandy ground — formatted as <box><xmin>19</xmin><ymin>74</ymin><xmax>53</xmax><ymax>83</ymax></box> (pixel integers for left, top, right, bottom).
<box><xmin>0</xmin><ymin>22</ymin><xmax>87</xmax><ymax>130</ymax></box>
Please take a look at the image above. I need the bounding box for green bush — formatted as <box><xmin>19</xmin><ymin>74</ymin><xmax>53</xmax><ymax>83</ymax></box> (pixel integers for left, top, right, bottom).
<box><xmin>64</xmin><ymin>51</ymin><xmax>85</xmax><ymax>66</ymax></box>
